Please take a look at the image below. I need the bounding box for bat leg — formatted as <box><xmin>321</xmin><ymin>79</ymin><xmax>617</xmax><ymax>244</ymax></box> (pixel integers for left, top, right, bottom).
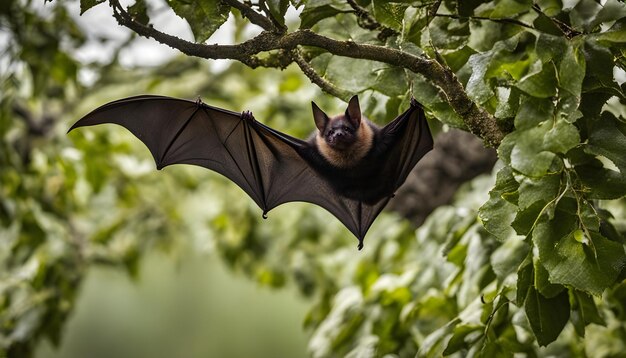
<box><xmin>242</xmin><ymin>110</ymin><xmax>256</xmax><ymax>122</ymax></box>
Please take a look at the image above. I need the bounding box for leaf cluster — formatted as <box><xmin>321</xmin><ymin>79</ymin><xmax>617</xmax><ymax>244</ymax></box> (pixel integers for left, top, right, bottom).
<box><xmin>2</xmin><ymin>0</ymin><xmax>626</xmax><ymax>355</ymax></box>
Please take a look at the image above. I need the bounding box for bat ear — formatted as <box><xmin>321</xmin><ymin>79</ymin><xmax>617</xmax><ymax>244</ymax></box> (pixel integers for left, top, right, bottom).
<box><xmin>312</xmin><ymin>102</ymin><xmax>329</xmax><ymax>132</ymax></box>
<box><xmin>345</xmin><ymin>95</ymin><xmax>361</xmax><ymax>127</ymax></box>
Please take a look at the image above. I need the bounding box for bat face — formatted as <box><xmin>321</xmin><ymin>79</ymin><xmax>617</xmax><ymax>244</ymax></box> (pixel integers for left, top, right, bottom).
<box><xmin>321</xmin><ymin>115</ymin><xmax>359</xmax><ymax>150</ymax></box>
<box><xmin>311</xmin><ymin>95</ymin><xmax>376</xmax><ymax>168</ymax></box>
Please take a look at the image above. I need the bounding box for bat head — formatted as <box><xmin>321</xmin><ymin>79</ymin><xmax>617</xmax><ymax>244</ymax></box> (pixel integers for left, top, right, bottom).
<box><xmin>312</xmin><ymin>95</ymin><xmax>362</xmax><ymax>150</ymax></box>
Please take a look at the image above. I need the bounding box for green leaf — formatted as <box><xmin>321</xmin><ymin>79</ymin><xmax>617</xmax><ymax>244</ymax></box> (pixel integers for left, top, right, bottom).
<box><xmin>557</xmin><ymin>94</ymin><xmax>583</xmax><ymax>123</ymax></box>
<box><xmin>582</xmin><ymin>38</ymin><xmax>623</xmax><ymax>97</ymax></box>
<box><xmin>318</xmin><ymin>56</ymin><xmax>379</xmax><ymax>93</ymax></box>
<box><xmin>128</xmin><ymin>0</ymin><xmax>150</xmax><ymax>26</ymax></box>
<box><xmin>80</xmin><ymin>0</ymin><xmax>105</xmax><ymax>14</ymax></box>
<box><xmin>512</xmin><ymin>200</ymin><xmax>547</xmax><ymax>236</ymax></box>
<box><xmin>524</xmin><ymin>286</ymin><xmax>570</xmax><ymax>346</ymax></box>
<box><xmin>418</xmin><ymin>319</ymin><xmax>460</xmax><ymax>357</ymax></box>
<box><xmin>371</xmin><ymin>66</ymin><xmax>408</xmax><ymax>97</ymax></box>
<box><xmin>372</xmin><ymin>0</ymin><xmax>407</xmax><ymax>32</ymax></box>
<box><xmin>406</xmin><ymin>72</ymin><xmax>465</xmax><ymax>128</ymax></box>
<box><xmin>466</xmin><ymin>37</ymin><xmax>519</xmax><ymax>104</ymax></box>
<box><xmin>517</xmin><ymin>255</ymin><xmax>533</xmax><ymax>305</ymax></box>
<box><xmin>466</xmin><ymin>52</ymin><xmax>495</xmax><ymax>104</ymax></box>
<box><xmin>443</xmin><ymin>324</ymin><xmax>483</xmax><ymax>355</ymax></box>
<box><xmin>442</xmin><ymin>46</ymin><xmax>477</xmax><ymax>73</ymax></box>
<box><xmin>491</xmin><ymin>238</ymin><xmax>529</xmax><ymax>282</ymax></box>
<box><xmin>534</xmin><ymin>258</ymin><xmax>565</xmax><ymax>298</ymax></box>
<box><xmin>535</xmin><ymin>0</ymin><xmax>562</xmax><ymax>16</ymax></box>
<box><xmin>516</xmin><ymin>61</ymin><xmax>558</xmax><ymax>98</ymax></box>
<box><xmin>518</xmin><ymin>173</ymin><xmax>560</xmax><ymax>210</ymax></box>
<box><xmin>509</xmin><ymin>124</ymin><xmax>557</xmax><ymax>177</ymax></box>
<box><xmin>570</xmin><ymin>0</ymin><xmax>603</xmax><ymax>32</ymax></box>
<box><xmin>585</xmin><ymin>114</ymin><xmax>626</xmax><ymax>173</ymax></box>
<box><xmin>536</xmin><ymin>34</ymin><xmax>568</xmax><ymax>63</ymax></box>
<box><xmin>267</xmin><ymin>0</ymin><xmax>289</xmax><ymax>26</ymax></box>
<box><xmin>514</xmin><ymin>96</ymin><xmax>554</xmax><ymax>130</ymax></box>
<box><xmin>591</xmin><ymin>0</ymin><xmax>626</xmax><ymax>29</ymax></box>
<box><xmin>594</xmin><ymin>29</ymin><xmax>626</xmax><ymax>43</ymax></box>
<box><xmin>491</xmin><ymin>0</ymin><xmax>533</xmax><ymax>18</ymax></box>
<box><xmin>479</xmin><ymin>166</ymin><xmax>520</xmax><ymax>241</ymax></box>
<box><xmin>401</xmin><ymin>6</ymin><xmax>427</xmax><ymax>45</ymax></box>
<box><xmin>167</xmin><ymin>0</ymin><xmax>230</xmax><ymax>43</ymax></box>
<box><xmin>569</xmin><ymin>147</ymin><xmax>626</xmax><ymax>200</ymax></box>
<box><xmin>429</xmin><ymin>16</ymin><xmax>470</xmax><ymax>50</ymax></box>
<box><xmin>558</xmin><ymin>42</ymin><xmax>586</xmax><ymax>96</ymax></box>
<box><xmin>494</xmin><ymin>87</ymin><xmax>521</xmax><ymax>119</ymax></box>
<box><xmin>543</xmin><ymin>119</ymin><xmax>580</xmax><ymax>154</ymax></box>
<box><xmin>533</xmin><ymin>13</ymin><xmax>565</xmax><ymax>36</ymax></box>
<box><xmin>300</xmin><ymin>4</ymin><xmax>351</xmax><ymax>29</ymax></box>
<box><xmin>570</xmin><ymin>289</ymin><xmax>605</xmax><ymax>337</ymax></box>
<box><xmin>533</xmin><ymin>210</ymin><xmax>626</xmax><ymax>295</ymax></box>
<box><xmin>458</xmin><ymin>0</ymin><xmax>484</xmax><ymax>16</ymax></box>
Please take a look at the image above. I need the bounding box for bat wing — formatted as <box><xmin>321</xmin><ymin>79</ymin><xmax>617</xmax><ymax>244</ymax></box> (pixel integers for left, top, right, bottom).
<box><xmin>378</xmin><ymin>98</ymin><xmax>434</xmax><ymax>195</ymax></box>
<box><xmin>69</xmin><ymin>95</ymin><xmax>433</xmax><ymax>249</ymax></box>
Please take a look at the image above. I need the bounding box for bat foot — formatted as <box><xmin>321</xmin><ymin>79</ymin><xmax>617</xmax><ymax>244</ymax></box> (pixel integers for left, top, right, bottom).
<box><xmin>410</xmin><ymin>96</ymin><xmax>420</xmax><ymax>108</ymax></box>
<box><xmin>357</xmin><ymin>240</ymin><xmax>364</xmax><ymax>250</ymax></box>
<box><xmin>242</xmin><ymin>110</ymin><xmax>256</xmax><ymax>122</ymax></box>
<box><xmin>262</xmin><ymin>211</ymin><xmax>268</xmax><ymax>219</ymax></box>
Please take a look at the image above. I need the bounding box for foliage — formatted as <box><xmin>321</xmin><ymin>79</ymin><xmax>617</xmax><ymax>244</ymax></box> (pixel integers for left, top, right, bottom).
<box><xmin>2</xmin><ymin>0</ymin><xmax>626</xmax><ymax>357</ymax></box>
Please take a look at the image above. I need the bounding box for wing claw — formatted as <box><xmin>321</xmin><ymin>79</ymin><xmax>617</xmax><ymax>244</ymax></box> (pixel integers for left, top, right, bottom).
<box><xmin>242</xmin><ymin>110</ymin><xmax>256</xmax><ymax>122</ymax></box>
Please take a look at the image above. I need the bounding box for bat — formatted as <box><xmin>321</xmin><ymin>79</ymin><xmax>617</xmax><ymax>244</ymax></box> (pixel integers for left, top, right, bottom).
<box><xmin>69</xmin><ymin>95</ymin><xmax>433</xmax><ymax>249</ymax></box>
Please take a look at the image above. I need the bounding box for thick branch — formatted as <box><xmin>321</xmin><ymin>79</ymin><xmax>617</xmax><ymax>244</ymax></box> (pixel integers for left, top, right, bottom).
<box><xmin>110</xmin><ymin>0</ymin><xmax>505</xmax><ymax>146</ymax></box>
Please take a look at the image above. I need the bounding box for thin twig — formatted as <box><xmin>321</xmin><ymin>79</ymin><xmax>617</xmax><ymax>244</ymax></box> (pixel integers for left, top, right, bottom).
<box><xmin>531</xmin><ymin>4</ymin><xmax>581</xmax><ymax>39</ymax></box>
<box><xmin>427</xmin><ymin>0</ymin><xmax>443</xmax><ymax>22</ymax></box>
<box><xmin>435</xmin><ymin>13</ymin><xmax>535</xmax><ymax>30</ymax></box>
<box><xmin>291</xmin><ymin>49</ymin><xmax>351</xmax><ymax>100</ymax></box>
<box><xmin>221</xmin><ymin>0</ymin><xmax>275</xmax><ymax>31</ymax></box>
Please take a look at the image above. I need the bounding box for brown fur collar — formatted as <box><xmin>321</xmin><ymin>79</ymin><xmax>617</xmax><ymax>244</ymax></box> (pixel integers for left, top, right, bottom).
<box><xmin>316</xmin><ymin>119</ymin><xmax>375</xmax><ymax>168</ymax></box>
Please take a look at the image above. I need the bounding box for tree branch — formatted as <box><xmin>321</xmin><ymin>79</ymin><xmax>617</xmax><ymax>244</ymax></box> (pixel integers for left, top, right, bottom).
<box><xmin>291</xmin><ymin>49</ymin><xmax>351</xmax><ymax>100</ymax></box>
<box><xmin>220</xmin><ymin>0</ymin><xmax>275</xmax><ymax>32</ymax></box>
<box><xmin>109</xmin><ymin>0</ymin><xmax>505</xmax><ymax>147</ymax></box>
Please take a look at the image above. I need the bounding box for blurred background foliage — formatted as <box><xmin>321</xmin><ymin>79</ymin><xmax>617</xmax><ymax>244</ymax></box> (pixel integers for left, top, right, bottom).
<box><xmin>1</xmin><ymin>0</ymin><xmax>626</xmax><ymax>357</ymax></box>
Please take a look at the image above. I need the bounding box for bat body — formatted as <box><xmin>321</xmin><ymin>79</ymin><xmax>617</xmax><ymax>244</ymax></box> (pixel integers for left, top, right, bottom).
<box><xmin>69</xmin><ymin>95</ymin><xmax>433</xmax><ymax>249</ymax></box>
<box><xmin>303</xmin><ymin>96</ymin><xmax>408</xmax><ymax>204</ymax></box>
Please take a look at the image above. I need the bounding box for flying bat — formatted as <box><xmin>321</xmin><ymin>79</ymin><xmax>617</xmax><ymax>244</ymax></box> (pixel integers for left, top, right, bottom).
<box><xmin>69</xmin><ymin>95</ymin><xmax>433</xmax><ymax>249</ymax></box>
